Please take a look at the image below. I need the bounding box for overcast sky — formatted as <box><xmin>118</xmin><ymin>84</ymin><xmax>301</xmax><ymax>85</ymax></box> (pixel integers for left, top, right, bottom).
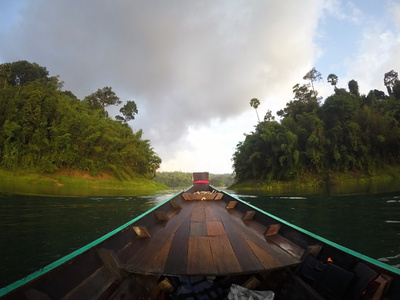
<box><xmin>1</xmin><ymin>0</ymin><xmax>399</xmax><ymax>174</ymax></box>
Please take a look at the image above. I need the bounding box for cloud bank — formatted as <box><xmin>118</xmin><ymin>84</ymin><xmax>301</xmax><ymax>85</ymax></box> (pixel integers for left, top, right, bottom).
<box><xmin>2</xmin><ymin>1</ymin><xmax>398</xmax><ymax>173</ymax></box>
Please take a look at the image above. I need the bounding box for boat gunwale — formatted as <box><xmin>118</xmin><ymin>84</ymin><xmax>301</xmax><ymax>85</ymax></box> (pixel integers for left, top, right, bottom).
<box><xmin>217</xmin><ymin>186</ymin><xmax>400</xmax><ymax>276</ymax></box>
<box><xmin>0</xmin><ymin>187</ymin><xmax>191</xmax><ymax>296</ymax></box>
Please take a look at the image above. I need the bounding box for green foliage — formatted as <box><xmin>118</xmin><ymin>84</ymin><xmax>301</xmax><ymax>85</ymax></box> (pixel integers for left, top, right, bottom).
<box><xmin>233</xmin><ymin>68</ymin><xmax>400</xmax><ymax>182</ymax></box>
<box><xmin>250</xmin><ymin>98</ymin><xmax>261</xmax><ymax>122</ymax></box>
<box><xmin>154</xmin><ymin>172</ymin><xmax>234</xmax><ymax>188</ymax></box>
<box><xmin>117</xmin><ymin>100</ymin><xmax>138</xmax><ymax>122</ymax></box>
<box><xmin>154</xmin><ymin>171</ymin><xmax>192</xmax><ymax>188</ymax></box>
<box><xmin>0</xmin><ymin>61</ymin><xmax>161</xmax><ymax>179</ymax></box>
<box><xmin>327</xmin><ymin>73</ymin><xmax>338</xmax><ymax>88</ymax></box>
<box><xmin>83</xmin><ymin>86</ymin><xmax>122</xmax><ymax>110</ymax></box>
<box><xmin>384</xmin><ymin>70</ymin><xmax>398</xmax><ymax>95</ymax></box>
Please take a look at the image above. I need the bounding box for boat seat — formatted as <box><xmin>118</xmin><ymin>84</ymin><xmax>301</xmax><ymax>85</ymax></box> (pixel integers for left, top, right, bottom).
<box><xmin>296</xmin><ymin>255</ymin><xmax>326</xmax><ymax>286</ymax></box>
<box><xmin>297</xmin><ymin>255</ymin><xmax>358</xmax><ymax>300</ymax></box>
<box><xmin>313</xmin><ymin>262</ymin><xmax>354</xmax><ymax>300</ymax></box>
<box><xmin>345</xmin><ymin>262</ymin><xmax>378</xmax><ymax>300</ymax></box>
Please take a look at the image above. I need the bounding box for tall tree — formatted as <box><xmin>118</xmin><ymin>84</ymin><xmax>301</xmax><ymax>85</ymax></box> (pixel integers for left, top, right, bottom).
<box><xmin>0</xmin><ymin>60</ymin><xmax>49</xmax><ymax>87</ymax></box>
<box><xmin>348</xmin><ymin>79</ymin><xmax>360</xmax><ymax>96</ymax></box>
<box><xmin>327</xmin><ymin>73</ymin><xmax>338</xmax><ymax>89</ymax></box>
<box><xmin>84</xmin><ymin>86</ymin><xmax>122</xmax><ymax>110</ymax></box>
<box><xmin>250</xmin><ymin>98</ymin><xmax>261</xmax><ymax>122</ymax></box>
<box><xmin>384</xmin><ymin>70</ymin><xmax>398</xmax><ymax>95</ymax></box>
<box><xmin>303</xmin><ymin>67</ymin><xmax>322</xmax><ymax>96</ymax></box>
<box><xmin>116</xmin><ymin>100</ymin><xmax>138</xmax><ymax>122</ymax></box>
<box><xmin>264</xmin><ymin>110</ymin><xmax>275</xmax><ymax>122</ymax></box>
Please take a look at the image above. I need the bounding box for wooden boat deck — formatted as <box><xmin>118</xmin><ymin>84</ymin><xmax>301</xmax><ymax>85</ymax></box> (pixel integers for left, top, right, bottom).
<box><xmin>125</xmin><ymin>195</ymin><xmax>301</xmax><ymax>276</ymax></box>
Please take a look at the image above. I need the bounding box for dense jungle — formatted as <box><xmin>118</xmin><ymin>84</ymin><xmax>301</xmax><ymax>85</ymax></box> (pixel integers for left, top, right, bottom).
<box><xmin>233</xmin><ymin>69</ymin><xmax>400</xmax><ymax>186</ymax></box>
<box><xmin>0</xmin><ymin>60</ymin><xmax>161</xmax><ymax>181</ymax></box>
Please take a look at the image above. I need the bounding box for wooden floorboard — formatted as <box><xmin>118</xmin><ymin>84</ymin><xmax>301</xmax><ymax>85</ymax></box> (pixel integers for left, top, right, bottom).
<box><xmin>214</xmin><ymin>203</ymin><xmax>265</xmax><ymax>273</ymax></box>
<box><xmin>266</xmin><ymin>234</ymin><xmax>305</xmax><ymax>259</ymax></box>
<box><xmin>206</xmin><ymin>221</ymin><xmax>226</xmax><ymax>236</ymax></box>
<box><xmin>143</xmin><ymin>235</ymin><xmax>174</xmax><ymax>273</ymax></box>
<box><xmin>164</xmin><ymin>220</ymin><xmax>190</xmax><ymax>274</ymax></box>
<box><xmin>191</xmin><ymin>201</ymin><xmax>206</xmax><ymax>222</ymax></box>
<box><xmin>125</xmin><ymin>197</ymin><xmax>300</xmax><ymax>276</ymax></box>
<box><xmin>205</xmin><ymin>204</ymin><xmax>220</xmax><ymax>222</ymax></box>
<box><xmin>126</xmin><ymin>201</ymin><xmax>193</xmax><ymax>273</ymax></box>
<box><xmin>246</xmin><ymin>239</ymin><xmax>282</xmax><ymax>270</ymax></box>
<box><xmin>187</xmin><ymin>237</ymin><xmax>216</xmax><ymax>274</ymax></box>
<box><xmin>209</xmin><ymin>235</ymin><xmax>242</xmax><ymax>274</ymax></box>
<box><xmin>190</xmin><ymin>222</ymin><xmax>207</xmax><ymax>237</ymax></box>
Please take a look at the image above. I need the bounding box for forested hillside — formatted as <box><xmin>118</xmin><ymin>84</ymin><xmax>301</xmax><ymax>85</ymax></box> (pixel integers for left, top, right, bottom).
<box><xmin>233</xmin><ymin>69</ymin><xmax>400</xmax><ymax>182</ymax></box>
<box><xmin>0</xmin><ymin>60</ymin><xmax>161</xmax><ymax>179</ymax></box>
<box><xmin>154</xmin><ymin>171</ymin><xmax>234</xmax><ymax>188</ymax></box>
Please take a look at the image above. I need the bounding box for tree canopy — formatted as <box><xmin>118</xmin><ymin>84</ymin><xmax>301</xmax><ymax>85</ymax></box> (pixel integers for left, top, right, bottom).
<box><xmin>154</xmin><ymin>171</ymin><xmax>234</xmax><ymax>188</ymax></box>
<box><xmin>0</xmin><ymin>60</ymin><xmax>160</xmax><ymax>179</ymax></box>
<box><xmin>250</xmin><ymin>98</ymin><xmax>261</xmax><ymax>122</ymax></box>
<box><xmin>234</xmin><ymin>68</ymin><xmax>400</xmax><ymax>182</ymax></box>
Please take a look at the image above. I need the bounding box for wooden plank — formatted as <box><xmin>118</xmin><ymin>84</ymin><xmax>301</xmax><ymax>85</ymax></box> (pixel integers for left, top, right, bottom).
<box><xmin>243</xmin><ymin>276</ymin><xmax>261</xmax><ymax>290</ymax></box>
<box><xmin>182</xmin><ymin>193</ymin><xmax>192</xmax><ymax>200</ymax></box>
<box><xmin>62</xmin><ymin>267</ymin><xmax>114</xmax><ymax>300</ymax></box>
<box><xmin>214</xmin><ymin>193</ymin><xmax>224</xmax><ymax>200</ymax></box>
<box><xmin>242</xmin><ymin>211</ymin><xmax>256</xmax><ymax>220</ymax></box>
<box><xmin>246</xmin><ymin>239</ymin><xmax>282</xmax><ymax>270</ymax></box>
<box><xmin>127</xmin><ymin>232</ymin><xmax>174</xmax><ymax>274</ymax></box>
<box><xmin>226</xmin><ymin>201</ymin><xmax>237</xmax><ymax>209</ymax></box>
<box><xmin>170</xmin><ymin>201</ymin><xmax>181</xmax><ymax>209</ymax></box>
<box><xmin>205</xmin><ymin>204</ymin><xmax>220</xmax><ymax>222</ymax></box>
<box><xmin>187</xmin><ymin>237</ymin><xmax>216</xmax><ymax>274</ymax></box>
<box><xmin>190</xmin><ymin>222</ymin><xmax>207</xmax><ymax>236</ymax></box>
<box><xmin>266</xmin><ymin>234</ymin><xmax>305</xmax><ymax>260</ymax></box>
<box><xmin>213</xmin><ymin>200</ymin><xmax>300</xmax><ymax>270</ymax></box>
<box><xmin>132</xmin><ymin>226</ymin><xmax>151</xmax><ymax>238</ymax></box>
<box><xmin>213</xmin><ymin>205</ymin><xmax>264</xmax><ymax>273</ymax></box>
<box><xmin>126</xmin><ymin>202</ymin><xmax>194</xmax><ymax>273</ymax></box>
<box><xmin>167</xmin><ymin>208</ymin><xmax>180</xmax><ymax>219</ymax></box>
<box><xmin>245</xmin><ymin>219</ymin><xmax>267</xmax><ymax>235</ymax></box>
<box><xmin>118</xmin><ymin>225</ymin><xmax>163</xmax><ymax>263</ymax></box>
<box><xmin>206</xmin><ymin>221</ymin><xmax>226</xmax><ymax>236</ymax></box>
<box><xmin>154</xmin><ymin>211</ymin><xmax>169</xmax><ymax>221</ymax></box>
<box><xmin>96</xmin><ymin>249</ymin><xmax>127</xmax><ymax>281</ymax></box>
<box><xmin>209</xmin><ymin>235</ymin><xmax>242</xmax><ymax>274</ymax></box>
<box><xmin>157</xmin><ymin>277</ymin><xmax>174</xmax><ymax>293</ymax></box>
<box><xmin>164</xmin><ymin>220</ymin><xmax>191</xmax><ymax>274</ymax></box>
<box><xmin>265</xmin><ymin>224</ymin><xmax>281</xmax><ymax>236</ymax></box>
<box><xmin>191</xmin><ymin>201</ymin><xmax>206</xmax><ymax>222</ymax></box>
<box><xmin>143</xmin><ymin>235</ymin><xmax>174</xmax><ymax>273</ymax></box>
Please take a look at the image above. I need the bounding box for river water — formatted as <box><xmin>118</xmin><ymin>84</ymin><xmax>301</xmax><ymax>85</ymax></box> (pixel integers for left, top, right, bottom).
<box><xmin>1</xmin><ymin>190</ymin><xmax>400</xmax><ymax>288</ymax></box>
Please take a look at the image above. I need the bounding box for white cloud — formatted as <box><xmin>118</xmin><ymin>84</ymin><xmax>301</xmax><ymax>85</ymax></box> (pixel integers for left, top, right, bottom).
<box><xmin>0</xmin><ymin>0</ymin><xmax>330</xmax><ymax>173</ymax></box>
<box><xmin>388</xmin><ymin>1</ymin><xmax>400</xmax><ymax>29</ymax></box>
<box><xmin>342</xmin><ymin>8</ymin><xmax>400</xmax><ymax>95</ymax></box>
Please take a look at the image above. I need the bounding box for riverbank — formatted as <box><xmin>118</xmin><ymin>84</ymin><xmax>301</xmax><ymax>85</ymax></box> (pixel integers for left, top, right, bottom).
<box><xmin>230</xmin><ymin>165</ymin><xmax>400</xmax><ymax>196</ymax></box>
<box><xmin>0</xmin><ymin>169</ymin><xmax>169</xmax><ymax>196</ymax></box>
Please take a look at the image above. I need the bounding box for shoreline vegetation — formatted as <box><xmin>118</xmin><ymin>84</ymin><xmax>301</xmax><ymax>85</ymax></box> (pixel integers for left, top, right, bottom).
<box><xmin>0</xmin><ymin>169</ymin><xmax>168</xmax><ymax>197</ymax></box>
<box><xmin>1</xmin><ymin>166</ymin><xmax>399</xmax><ymax>197</ymax></box>
<box><xmin>230</xmin><ymin>165</ymin><xmax>400</xmax><ymax>196</ymax></box>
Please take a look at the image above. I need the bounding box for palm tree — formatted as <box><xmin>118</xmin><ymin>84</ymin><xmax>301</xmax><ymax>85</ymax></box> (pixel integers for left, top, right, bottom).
<box><xmin>250</xmin><ymin>98</ymin><xmax>260</xmax><ymax>122</ymax></box>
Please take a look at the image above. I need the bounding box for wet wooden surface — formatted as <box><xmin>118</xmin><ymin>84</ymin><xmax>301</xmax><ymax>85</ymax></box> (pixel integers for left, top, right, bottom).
<box><xmin>126</xmin><ymin>199</ymin><xmax>301</xmax><ymax>275</ymax></box>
